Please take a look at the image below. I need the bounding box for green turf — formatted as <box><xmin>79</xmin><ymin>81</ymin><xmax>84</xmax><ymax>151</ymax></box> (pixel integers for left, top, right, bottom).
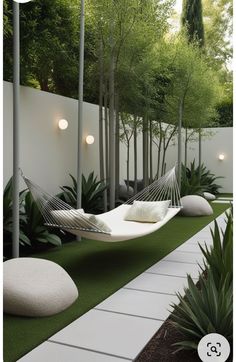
<box><xmin>4</xmin><ymin>203</ymin><xmax>229</xmax><ymax>362</ymax></box>
<box><xmin>218</xmin><ymin>193</ymin><xmax>233</xmax><ymax>198</ymax></box>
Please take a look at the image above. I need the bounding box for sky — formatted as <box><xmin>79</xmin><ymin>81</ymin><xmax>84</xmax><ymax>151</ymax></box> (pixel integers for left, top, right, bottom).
<box><xmin>174</xmin><ymin>0</ymin><xmax>183</xmax><ymax>14</ymax></box>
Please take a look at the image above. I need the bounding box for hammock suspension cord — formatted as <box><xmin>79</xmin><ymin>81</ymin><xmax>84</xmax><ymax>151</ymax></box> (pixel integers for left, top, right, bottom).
<box><xmin>21</xmin><ymin>166</ymin><xmax>182</xmax><ymax>235</ymax></box>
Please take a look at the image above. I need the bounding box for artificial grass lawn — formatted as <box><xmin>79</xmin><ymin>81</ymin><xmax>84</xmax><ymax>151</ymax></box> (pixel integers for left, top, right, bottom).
<box><xmin>4</xmin><ymin>203</ymin><xmax>229</xmax><ymax>362</ymax></box>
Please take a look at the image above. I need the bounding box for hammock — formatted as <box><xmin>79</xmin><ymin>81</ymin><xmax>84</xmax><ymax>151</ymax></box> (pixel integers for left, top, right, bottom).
<box><xmin>21</xmin><ymin>166</ymin><xmax>182</xmax><ymax>242</ymax></box>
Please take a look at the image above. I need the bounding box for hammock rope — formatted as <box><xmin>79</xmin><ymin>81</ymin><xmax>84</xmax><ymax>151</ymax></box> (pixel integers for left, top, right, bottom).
<box><xmin>21</xmin><ymin>166</ymin><xmax>182</xmax><ymax>237</ymax></box>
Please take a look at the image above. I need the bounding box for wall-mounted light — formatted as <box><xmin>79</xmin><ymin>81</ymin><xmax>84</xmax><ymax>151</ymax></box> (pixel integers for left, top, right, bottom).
<box><xmin>14</xmin><ymin>0</ymin><xmax>32</xmax><ymax>3</ymax></box>
<box><xmin>218</xmin><ymin>154</ymin><xmax>225</xmax><ymax>161</ymax></box>
<box><xmin>86</xmin><ymin>135</ymin><xmax>95</xmax><ymax>145</ymax></box>
<box><xmin>58</xmin><ymin>119</ymin><xmax>68</xmax><ymax>130</ymax></box>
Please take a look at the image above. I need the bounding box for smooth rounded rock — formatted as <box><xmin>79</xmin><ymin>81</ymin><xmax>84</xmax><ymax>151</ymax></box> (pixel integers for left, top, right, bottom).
<box><xmin>4</xmin><ymin>258</ymin><xmax>78</xmax><ymax>317</ymax></box>
<box><xmin>180</xmin><ymin>195</ymin><xmax>213</xmax><ymax>216</ymax></box>
<box><xmin>203</xmin><ymin>192</ymin><xmax>216</xmax><ymax>201</ymax></box>
<box><xmin>119</xmin><ymin>184</ymin><xmax>134</xmax><ymax>200</ymax></box>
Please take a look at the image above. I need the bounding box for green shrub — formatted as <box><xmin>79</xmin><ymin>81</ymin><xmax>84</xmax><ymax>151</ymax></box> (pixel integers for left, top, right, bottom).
<box><xmin>181</xmin><ymin>161</ymin><xmax>223</xmax><ymax>196</ymax></box>
<box><xmin>171</xmin><ymin>210</ymin><xmax>233</xmax><ymax>351</ymax></box>
<box><xmin>3</xmin><ymin>178</ymin><xmax>61</xmax><ymax>249</ymax></box>
<box><xmin>199</xmin><ymin>208</ymin><xmax>233</xmax><ymax>288</ymax></box>
<box><xmin>59</xmin><ymin>172</ymin><xmax>108</xmax><ymax>213</ymax></box>
<box><xmin>171</xmin><ymin>271</ymin><xmax>232</xmax><ymax>351</ymax></box>
<box><xmin>3</xmin><ymin>177</ymin><xmax>30</xmax><ymax>247</ymax></box>
<box><xmin>20</xmin><ymin>192</ymin><xmax>61</xmax><ymax>247</ymax></box>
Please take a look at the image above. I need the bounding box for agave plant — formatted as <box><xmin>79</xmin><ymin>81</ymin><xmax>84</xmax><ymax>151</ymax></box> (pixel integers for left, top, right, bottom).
<box><xmin>171</xmin><ymin>212</ymin><xmax>233</xmax><ymax>352</ymax></box>
<box><xmin>3</xmin><ymin>177</ymin><xmax>30</xmax><ymax>246</ymax></box>
<box><xmin>181</xmin><ymin>161</ymin><xmax>223</xmax><ymax>196</ymax></box>
<box><xmin>199</xmin><ymin>207</ymin><xmax>233</xmax><ymax>288</ymax></box>
<box><xmin>171</xmin><ymin>271</ymin><xmax>232</xmax><ymax>351</ymax></box>
<box><xmin>59</xmin><ymin>172</ymin><xmax>108</xmax><ymax>213</ymax></box>
<box><xmin>20</xmin><ymin>192</ymin><xmax>62</xmax><ymax>247</ymax></box>
<box><xmin>3</xmin><ymin>177</ymin><xmax>61</xmax><ymax>248</ymax></box>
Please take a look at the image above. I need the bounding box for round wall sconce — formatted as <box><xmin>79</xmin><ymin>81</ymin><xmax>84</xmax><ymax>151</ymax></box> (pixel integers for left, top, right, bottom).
<box><xmin>14</xmin><ymin>0</ymin><xmax>32</xmax><ymax>3</ymax></box>
<box><xmin>218</xmin><ymin>154</ymin><xmax>225</xmax><ymax>161</ymax></box>
<box><xmin>86</xmin><ymin>135</ymin><xmax>95</xmax><ymax>145</ymax></box>
<box><xmin>58</xmin><ymin>119</ymin><xmax>68</xmax><ymax>130</ymax></box>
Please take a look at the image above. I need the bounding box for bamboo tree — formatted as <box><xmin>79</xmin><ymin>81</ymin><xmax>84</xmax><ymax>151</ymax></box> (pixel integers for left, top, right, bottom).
<box><xmin>98</xmin><ymin>36</ymin><xmax>107</xmax><ymax>211</ymax></box>
<box><xmin>149</xmin><ymin>119</ymin><xmax>153</xmax><ymax>182</ymax></box>
<box><xmin>133</xmin><ymin>118</ymin><xmax>138</xmax><ymax>194</ymax></box>
<box><xmin>115</xmin><ymin>93</ymin><xmax>120</xmax><ymax>198</ymax></box>
<box><xmin>182</xmin><ymin>0</ymin><xmax>205</xmax><ymax>180</ymax></box>
<box><xmin>120</xmin><ymin>113</ymin><xmax>134</xmax><ymax>195</ymax></box>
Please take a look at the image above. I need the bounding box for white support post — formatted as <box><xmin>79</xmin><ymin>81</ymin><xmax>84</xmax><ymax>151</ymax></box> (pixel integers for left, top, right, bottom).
<box><xmin>12</xmin><ymin>1</ymin><xmax>20</xmax><ymax>258</ymax></box>
<box><xmin>77</xmin><ymin>0</ymin><xmax>85</xmax><ymax>240</ymax></box>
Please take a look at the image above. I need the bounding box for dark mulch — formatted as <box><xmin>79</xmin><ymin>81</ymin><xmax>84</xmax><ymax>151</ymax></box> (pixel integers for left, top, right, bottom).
<box><xmin>135</xmin><ymin>318</ymin><xmax>233</xmax><ymax>362</ymax></box>
<box><xmin>135</xmin><ymin>319</ymin><xmax>200</xmax><ymax>362</ymax></box>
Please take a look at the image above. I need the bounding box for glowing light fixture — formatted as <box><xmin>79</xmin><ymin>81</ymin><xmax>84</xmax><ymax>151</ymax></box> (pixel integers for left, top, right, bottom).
<box><xmin>218</xmin><ymin>154</ymin><xmax>225</xmax><ymax>161</ymax></box>
<box><xmin>14</xmin><ymin>0</ymin><xmax>32</xmax><ymax>3</ymax></box>
<box><xmin>86</xmin><ymin>135</ymin><xmax>95</xmax><ymax>145</ymax></box>
<box><xmin>58</xmin><ymin>119</ymin><xmax>68</xmax><ymax>130</ymax></box>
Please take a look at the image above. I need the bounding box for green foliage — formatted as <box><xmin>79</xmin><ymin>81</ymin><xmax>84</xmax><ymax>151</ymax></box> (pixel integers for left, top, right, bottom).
<box><xmin>59</xmin><ymin>172</ymin><xmax>108</xmax><ymax>213</ymax></box>
<box><xmin>21</xmin><ymin>192</ymin><xmax>62</xmax><ymax>247</ymax></box>
<box><xmin>181</xmin><ymin>0</ymin><xmax>205</xmax><ymax>47</ymax></box>
<box><xmin>171</xmin><ymin>271</ymin><xmax>232</xmax><ymax>351</ymax></box>
<box><xmin>199</xmin><ymin>208</ymin><xmax>233</xmax><ymax>288</ymax></box>
<box><xmin>203</xmin><ymin>0</ymin><xmax>232</xmax><ymax>69</ymax></box>
<box><xmin>214</xmin><ymin>99</ymin><xmax>233</xmax><ymax>127</ymax></box>
<box><xmin>156</xmin><ymin>35</ymin><xmax>221</xmax><ymax>130</ymax></box>
<box><xmin>171</xmin><ymin>209</ymin><xmax>233</xmax><ymax>351</ymax></box>
<box><xmin>181</xmin><ymin>161</ymin><xmax>222</xmax><ymax>196</ymax></box>
<box><xmin>3</xmin><ymin>178</ymin><xmax>61</xmax><ymax>249</ymax></box>
<box><xmin>3</xmin><ymin>177</ymin><xmax>30</xmax><ymax>247</ymax></box>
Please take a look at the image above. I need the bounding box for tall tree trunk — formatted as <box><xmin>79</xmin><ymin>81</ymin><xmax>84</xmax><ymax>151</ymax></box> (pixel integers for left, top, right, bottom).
<box><xmin>178</xmin><ymin>98</ymin><xmax>183</xmax><ymax>187</ymax></box>
<box><xmin>198</xmin><ymin>128</ymin><xmax>202</xmax><ymax>182</ymax></box>
<box><xmin>185</xmin><ymin>127</ymin><xmax>188</xmax><ymax>168</ymax></box>
<box><xmin>149</xmin><ymin>119</ymin><xmax>153</xmax><ymax>183</ymax></box>
<box><xmin>134</xmin><ymin>119</ymin><xmax>138</xmax><ymax>194</ymax></box>
<box><xmin>126</xmin><ymin>143</ymin><xmax>130</xmax><ymax>195</ymax></box>
<box><xmin>99</xmin><ymin>38</ymin><xmax>107</xmax><ymax>212</ymax></box>
<box><xmin>104</xmin><ymin>84</ymin><xmax>109</xmax><ymax>182</ymax></box>
<box><xmin>109</xmin><ymin>49</ymin><xmax>116</xmax><ymax>209</ymax></box>
<box><xmin>156</xmin><ymin>122</ymin><xmax>162</xmax><ymax>179</ymax></box>
<box><xmin>143</xmin><ymin>113</ymin><xmax>149</xmax><ymax>187</ymax></box>
<box><xmin>115</xmin><ymin>94</ymin><xmax>120</xmax><ymax>199</ymax></box>
<box><xmin>161</xmin><ymin>138</ymin><xmax>166</xmax><ymax>176</ymax></box>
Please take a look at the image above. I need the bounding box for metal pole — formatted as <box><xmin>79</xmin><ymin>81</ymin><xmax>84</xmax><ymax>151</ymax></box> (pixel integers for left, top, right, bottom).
<box><xmin>12</xmin><ymin>2</ymin><xmax>20</xmax><ymax>258</ymax></box>
<box><xmin>77</xmin><ymin>0</ymin><xmax>85</xmax><ymax>239</ymax></box>
<box><xmin>198</xmin><ymin>128</ymin><xmax>202</xmax><ymax>181</ymax></box>
<box><xmin>177</xmin><ymin>99</ymin><xmax>183</xmax><ymax>187</ymax></box>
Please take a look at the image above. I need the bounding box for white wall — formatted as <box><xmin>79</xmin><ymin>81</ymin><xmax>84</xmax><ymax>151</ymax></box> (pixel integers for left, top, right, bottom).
<box><xmin>3</xmin><ymin>82</ymin><xmax>100</xmax><ymax>194</ymax></box>
<box><xmin>4</xmin><ymin>81</ymin><xmax>233</xmax><ymax>193</ymax></box>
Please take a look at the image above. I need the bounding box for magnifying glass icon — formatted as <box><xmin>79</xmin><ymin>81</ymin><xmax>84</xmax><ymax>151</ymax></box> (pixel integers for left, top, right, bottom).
<box><xmin>210</xmin><ymin>346</ymin><xmax>218</xmax><ymax>353</ymax></box>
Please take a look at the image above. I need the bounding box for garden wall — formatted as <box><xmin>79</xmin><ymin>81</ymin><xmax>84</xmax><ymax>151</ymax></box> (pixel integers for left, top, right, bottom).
<box><xmin>3</xmin><ymin>81</ymin><xmax>233</xmax><ymax>193</ymax></box>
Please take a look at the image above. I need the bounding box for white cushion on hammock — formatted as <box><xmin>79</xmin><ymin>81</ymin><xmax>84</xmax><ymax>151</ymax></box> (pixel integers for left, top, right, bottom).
<box><xmin>51</xmin><ymin>209</ymin><xmax>84</xmax><ymax>225</ymax></box>
<box><xmin>124</xmin><ymin>200</ymin><xmax>170</xmax><ymax>223</ymax></box>
<box><xmin>67</xmin><ymin>205</ymin><xmax>180</xmax><ymax>242</ymax></box>
<box><xmin>4</xmin><ymin>258</ymin><xmax>78</xmax><ymax>317</ymax></box>
<box><xmin>74</xmin><ymin>213</ymin><xmax>112</xmax><ymax>233</ymax></box>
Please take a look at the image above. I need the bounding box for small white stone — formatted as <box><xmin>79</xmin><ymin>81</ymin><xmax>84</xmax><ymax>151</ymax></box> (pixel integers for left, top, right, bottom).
<box><xmin>203</xmin><ymin>192</ymin><xmax>216</xmax><ymax>201</ymax></box>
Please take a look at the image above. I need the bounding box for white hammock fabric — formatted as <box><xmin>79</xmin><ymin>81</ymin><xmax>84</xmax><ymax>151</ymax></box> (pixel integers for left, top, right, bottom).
<box><xmin>22</xmin><ymin>166</ymin><xmax>182</xmax><ymax>242</ymax></box>
<box><xmin>71</xmin><ymin>205</ymin><xmax>180</xmax><ymax>242</ymax></box>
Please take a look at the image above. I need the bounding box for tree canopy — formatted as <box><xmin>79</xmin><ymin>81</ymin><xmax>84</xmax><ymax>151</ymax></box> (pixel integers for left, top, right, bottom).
<box><xmin>3</xmin><ymin>0</ymin><xmax>232</xmax><ymax>127</ymax></box>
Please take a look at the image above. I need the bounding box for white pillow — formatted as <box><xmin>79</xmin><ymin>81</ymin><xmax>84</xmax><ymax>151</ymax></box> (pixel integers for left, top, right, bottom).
<box><xmin>51</xmin><ymin>209</ymin><xmax>84</xmax><ymax>225</ymax></box>
<box><xmin>124</xmin><ymin>200</ymin><xmax>170</xmax><ymax>223</ymax></box>
<box><xmin>74</xmin><ymin>213</ymin><xmax>111</xmax><ymax>233</ymax></box>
